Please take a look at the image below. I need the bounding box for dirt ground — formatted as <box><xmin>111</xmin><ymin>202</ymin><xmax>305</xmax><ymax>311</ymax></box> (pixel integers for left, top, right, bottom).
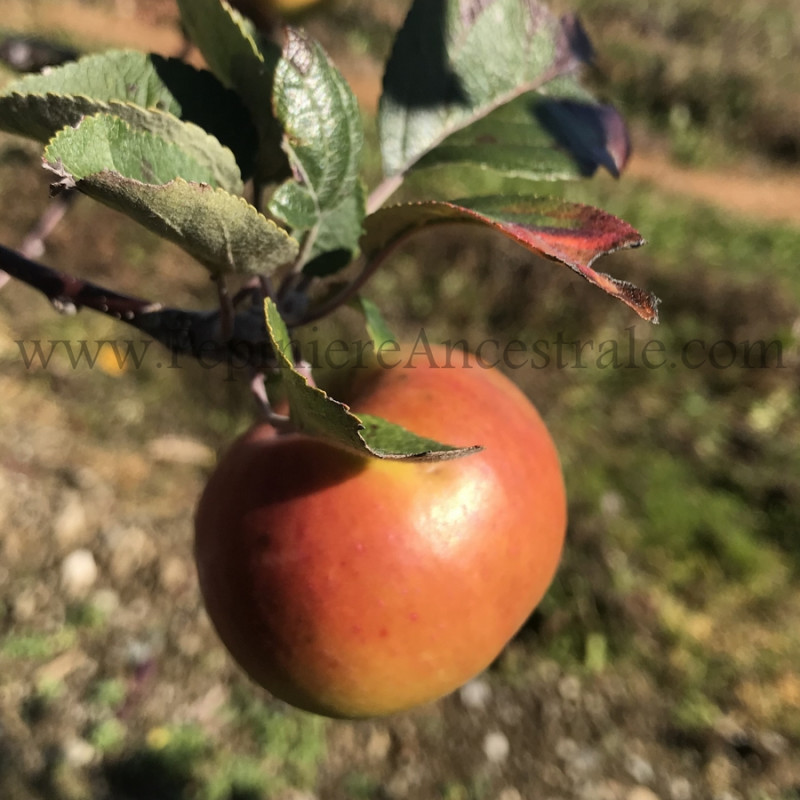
<box><xmin>1</xmin><ymin>2</ymin><xmax>799</xmax><ymax>799</ymax></box>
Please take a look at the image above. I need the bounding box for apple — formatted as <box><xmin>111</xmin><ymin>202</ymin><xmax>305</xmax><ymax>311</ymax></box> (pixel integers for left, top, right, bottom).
<box><xmin>228</xmin><ymin>0</ymin><xmax>323</xmax><ymax>31</ymax></box>
<box><xmin>194</xmin><ymin>345</ymin><xmax>567</xmax><ymax>718</ymax></box>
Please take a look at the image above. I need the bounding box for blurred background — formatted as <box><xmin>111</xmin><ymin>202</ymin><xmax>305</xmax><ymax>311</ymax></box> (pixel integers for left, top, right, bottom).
<box><xmin>0</xmin><ymin>1</ymin><xmax>798</xmax><ymax>798</ymax></box>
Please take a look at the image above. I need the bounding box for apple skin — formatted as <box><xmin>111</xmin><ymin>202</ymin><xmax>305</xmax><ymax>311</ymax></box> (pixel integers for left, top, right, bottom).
<box><xmin>194</xmin><ymin>346</ymin><xmax>567</xmax><ymax>718</ymax></box>
<box><xmin>228</xmin><ymin>0</ymin><xmax>322</xmax><ymax>31</ymax></box>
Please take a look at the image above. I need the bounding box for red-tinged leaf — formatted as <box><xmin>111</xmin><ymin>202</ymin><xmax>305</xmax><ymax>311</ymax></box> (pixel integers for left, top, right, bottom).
<box><xmin>362</xmin><ymin>197</ymin><xmax>658</xmax><ymax>322</ymax></box>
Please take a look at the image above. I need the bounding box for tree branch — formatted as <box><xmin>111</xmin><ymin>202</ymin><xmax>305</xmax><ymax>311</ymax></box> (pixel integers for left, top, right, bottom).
<box><xmin>0</xmin><ymin>243</ymin><xmax>277</xmax><ymax>368</ymax></box>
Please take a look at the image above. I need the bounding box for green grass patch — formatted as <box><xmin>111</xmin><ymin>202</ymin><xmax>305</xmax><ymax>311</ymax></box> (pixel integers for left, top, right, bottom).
<box><xmin>1</xmin><ymin>628</ymin><xmax>77</xmax><ymax>659</ymax></box>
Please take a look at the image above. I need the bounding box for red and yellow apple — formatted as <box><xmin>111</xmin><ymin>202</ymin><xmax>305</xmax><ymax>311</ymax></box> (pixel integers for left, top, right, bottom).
<box><xmin>228</xmin><ymin>0</ymin><xmax>323</xmax><ymax>30</ymax></box>
<box><xmin>194</xmin><ymin>345</ymin><xmax>566</xmax><ymax>718</ymax></box>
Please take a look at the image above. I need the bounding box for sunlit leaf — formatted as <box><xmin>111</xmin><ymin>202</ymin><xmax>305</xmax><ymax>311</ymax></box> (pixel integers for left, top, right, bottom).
<box><xmin>356</xmin><ymin>296</ymin><xmax>396</xmax><ymax>350</ymax></box>
<box><xmin>176</xmin><ymin>0</ymin><xmax>286</xmax><ymax>181</ymax></box>
<box><xmin>379</xmin><ymin>0</ymin><xmax>628</xmax><ymax>182</ymax></box>
<box><xmin>45</xmin><ymin>114</ymin><xmax>297</xmax><ymax>276</ymax></box>
<box><xmin>0</xmin><ymin>49</ymin><xmax>256</xmax><ymax>179</ymax></box>
<box><xmin>417</xmin><ymin>76</ymin><xmax>630</xmax><ymax>180</ymax></box>
<box><xmin>265</xmin><ymin>299</ymin><xmax>479</xmax><ymax>459</ymax></box>
<box><xmin>268</xmin><ymin>29</ymin><xmax>365</xmax><ymax>272</ymax></box>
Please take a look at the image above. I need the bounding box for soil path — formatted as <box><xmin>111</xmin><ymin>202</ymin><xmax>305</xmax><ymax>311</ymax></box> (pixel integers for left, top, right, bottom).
<box><xmin>625</xmin><ymin>145</ymin><xmax>800</xmax><ymax>227</ymax></box>
<box><xmin>4</xmin><ymin>0</ymin><xmax>800</xmax><ymax>228</ymax></box>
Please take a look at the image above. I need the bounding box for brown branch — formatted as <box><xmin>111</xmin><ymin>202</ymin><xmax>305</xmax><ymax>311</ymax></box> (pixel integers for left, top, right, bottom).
<box><xmin>0</xmin><ymin>243</ymin><xmax>276</xmax><ymax>368</ymax></box>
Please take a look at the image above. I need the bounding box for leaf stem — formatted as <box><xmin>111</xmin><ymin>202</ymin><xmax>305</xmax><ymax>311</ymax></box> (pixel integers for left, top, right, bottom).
<box><xmin>298</xmin><ymin>232</ymin><xmax>413</xmax><ymax>325</ymax></box>
<box><xmin>367</xmin><ymin>173</ymin><xmax>405</xmax><ymax>215</ymax></box>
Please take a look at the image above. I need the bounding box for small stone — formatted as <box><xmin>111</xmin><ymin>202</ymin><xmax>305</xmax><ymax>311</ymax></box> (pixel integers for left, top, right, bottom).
<box><xmin>384</xmin><ymin>762</ymin><xmax>425</xmax><ymax>798</ymax></box>
<box><xmin>583</xmin><ymin>691</ymin><xmax>608</xmax><ymax>720</ymax></box>
<box><xmin>126</xmin><ymin>637</ymin><xmax>156</xmax><ymax>669</ymax></box>
<box><xmin>714</xmin><ymin>715</ymin><xmax>747</xmax><ymax>745</ymax></box>
<box><xmin>625</xmin><ymin>753</ymin><xmax>655</xmax><ymax>785</ymax></box>
<box><xmin>555</xmin><ymin>737</ymin><xmax>579</xmax><ymax>761</ymax></box>
<box><xmin>558</xmin><ymin>675</ymin><xmax>582</xmax><ymax>702</ymax></box>
<box><xmin>105</xmin><ymin>526</ymin><xmax>157</xmax><ymax>582</ymax></box>
<box><xmin>568</xmin><ymin>746</ymin><xmax>601</xmax><ymax>778</ymax></box>
<box><xmin>177</xmin><ymin>631</ymin><xmax>204</xmax><ymax>658</ymax></box>
<box><xmin>147</xmin><ymin>435</ymin><xmax>215</xmax><ymax>467</ymax></box>
<box><xmin>118</xmin><ymin>596</ymin><xmax>153</xmax><ymax>627</ymax></box>
<box><xmin>483</xmin><ymin>731</ymin><xmax>510</xmax><ymax>764</ymax></box>
<box><xmin>669</xmin><ymin>776</ymin><xmax>692</xmax><ymax>800</ymax></box>
<box><xmin>581</xmin><ymin>780</ymin><xmax>626</xmax><ymax>800</ymax></box>
<box><xmin>60</xmin><ymin>549</ymin><xmax>98</xmax><ymax>598</ymax></box>
<box><xmin>159</xmin><ymin>556</ymin><xmax>191</xmax><ymax>594</ymax></box>
<box><xmin>35</xmin><ymin>649</ymin><xmax>92</xmax><ymax>685</ymax></box>
<box><xmin>12</xmin><ymin>586</ymin><xmax>39</xmax><ymax>622</ymax></box>
<box><xmin>275</xmin><ymin>791</ymin><xmax>319</xmax><ymax>800</ymax></box>
<box><xmin>53</xmin><ymin>491</ymin><xmax>88</xmax><ymax>549</ymax></box>
<box><xmin>756</xmin><ymin>730</ymin><xmax>788</xmax><ymax>757</ymax></box>
<box><xmin>460</xmin><ymin>678</ymin><xmax>492</xmax><ymax>710</ymax></box>
<box><xmin>705</xmin><ymin>754</ymin><xmax>738</xmax><ymax>795</ymax></box>
<box><xmin>187</xmin><ymin>684</ymin><xmax>229</xmax><ymax>726</ymax></box>
<box><xmin>497</xmin><ymin>699</ymin><xmax>524</xmax><ymax>726</ymax></box>
<box><xmin>627</xmin><ymin>787</ymin><xmax>661</xmax><ymax>800</ymax></box>
<box><xmin>496</xmin><ymin>789</ymin><xmax>523</xmax><ymax>800</ymax></box>
<box><xmin>600</xmin><ymin>491</ymin><xmax>624</xmax><ymax>516</ymax></box>
<box><xmin>366</xmin><ymin>727</ymin><xmax>392</xmax><ymax>762</ymax></box>
<box><xmin>62</xmin><ymin>737</ymin><xmax>97</xmax><ymax>768</ymax></box>
<box><xmin>90</xmin><ymin>588</ymin><xmax>120</xmax><ymax>618</ymax></box>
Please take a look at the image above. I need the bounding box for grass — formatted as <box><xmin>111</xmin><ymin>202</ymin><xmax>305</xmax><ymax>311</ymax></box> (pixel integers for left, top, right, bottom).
<box><xmin>570</xmin><ymin>0</ymin><xmax>800</xmax><ymax>165</ymax></box>
<box><xmin>0</xmin><ymin>629</ymin><xmax>76</xmax><ymax>659</ymax></box>
<box><xmin>228</xmin><ymin>688</ymin><xmax>328</xmax><ymax>790</ymax></box>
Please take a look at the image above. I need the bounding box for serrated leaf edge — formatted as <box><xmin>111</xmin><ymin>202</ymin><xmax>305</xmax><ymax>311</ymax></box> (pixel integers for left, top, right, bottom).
<box><xmin>5</xmin><ymin>92</ymin><xmax>245</xmax><ymax>193</ymax></box>
<box><xmin>265</xmin><ymin>299</ymin><xmax>480</xmax><ymax>460</ymax></box>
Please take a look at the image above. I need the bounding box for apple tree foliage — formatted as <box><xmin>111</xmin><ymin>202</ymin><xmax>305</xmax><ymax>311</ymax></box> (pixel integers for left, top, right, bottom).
<box><xmin>0</xmin><ymin>0</ymin><xmax>658</xmax><ymax>459</ymax></box>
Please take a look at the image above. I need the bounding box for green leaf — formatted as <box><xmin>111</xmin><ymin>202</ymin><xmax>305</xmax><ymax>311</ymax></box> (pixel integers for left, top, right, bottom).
<box><xmin>176</xmin><ymin>0</ymin><xmax>286</xmax><ymax>181</ymax></box>
<box><xmin>268</xmin><ymin>29</ymin><xmax>366</xmax><ymax>272</ymax></box>
<box><xmin>0</xmin><ymin>49</ymin><xmax>257</xmax><ymax>178</ymax></box>
<box><xmin>362</xmin><ymin>197</ymin><xmax>657</xmax><ymax>322</ymax></box>
<box><xmin>46</xmin><ymin>114</ymin><xmax>221</xmax><ymax>186</ymax></box>
<box><xmin>265</xmin><ymin>299</ymin><xmax>478</xmax><ymax>460</ymax></box>
<box><xmin>355</xmin><ymin>296</ymin><xmax>396</xmax><ymax>350</ymax></box>
<box><xmin>45</xmin><ymin>115</ymin><xmax>298</xmax><ymax>276</ymax></box>
<box><xmin>301</xmin><ymin>180</ymin><xmax>367</xmax><ymax>277</ymax></box>
<box><xmin>379</xmin><ymin>1</ymin><xmax>627</xmax><ymax>180</ymax></box>
<box><xmin>416</xmin><ymin>77</ymin><xmax>630</xmax><ymax>180</ymax></box>
<box><xmin>39</xmin><ymin>103</ymin><xmax>243</xmax><ymax>193</ymax></box>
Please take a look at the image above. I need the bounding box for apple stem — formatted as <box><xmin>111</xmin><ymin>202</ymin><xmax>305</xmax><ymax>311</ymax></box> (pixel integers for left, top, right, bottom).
<box><xmin>250</xmin><ymin>373</ymin><xmax>293</xmax><ymax>431</ymax></box>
